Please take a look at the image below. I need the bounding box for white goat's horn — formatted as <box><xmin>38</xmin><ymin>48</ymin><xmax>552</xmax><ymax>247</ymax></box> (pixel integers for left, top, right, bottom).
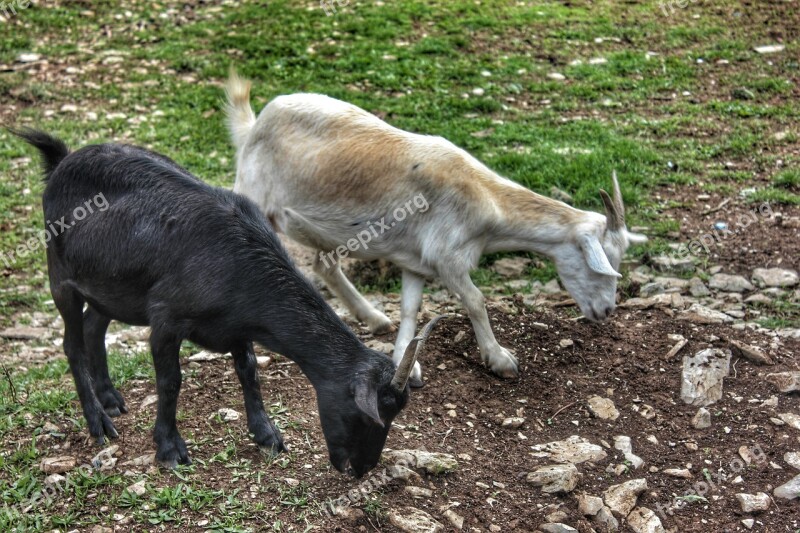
<box><xmin>599</xmin><ymin>170</ymin><xmax>625</xmax><ymax>232</ymax></box>
<box><xmin>391</xmin><ymin>314</ymin><xmax>449</xmax><ymax>391</ymax></box>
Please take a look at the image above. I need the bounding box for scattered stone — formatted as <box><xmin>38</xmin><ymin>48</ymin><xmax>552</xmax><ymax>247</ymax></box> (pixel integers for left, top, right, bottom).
<box><xmin>44</xmin><ymin>473</ymin><xmax>66</xmax><ymax>486</ymax></box>
<box><xmin>491</xmin><ymin>257</ymin><xmax>530</xmax><ymax>277</ymax></box>
<box><xmin>92</xmin><ymin>445</ymin><xmax>119</xmax><ymax>471</ymax></box>
<box><xmin>16</xmin><ymin>53</ymin><xmax>41</xmax><ymax>63</ymax></box>
<box><xmin>256</xmin><ymin>355</ymin><xmax>271</xmax><ymax>367</ymax></box>
<box><xmin>754</xmin><ymin>44</ymin><xmax>785</xmax><ymax>54</ymax></box>
<box><xmin>382</xmin><ymin>449</ymin><xmax>458</xmax><ymax>475</ymax></box>
<box><xmin>766</xmin><ymin>371</ymin><xmax>800</xmax><ymax>393</ymax></box>
<box><xmin>603</xmin><ymin>478</ymin><xmax>648</xmax><ymax>517</ymax></box>
<box><xmin>752</xmin><ymin>268</ymin><xmax>799</xmax><ymax>288</ymax></box>
<box><xmin>614</xmin><ymin>436</ymin><xmax>644</xmax><ymax>469</ymax></box>
<box><xmin>547</xmin><ymin>72</ymin><xmax>566</xmax><ymax>81</ymax></box>
<box><xmin>453</xmin><ymin>330</ymin><xmax>468</xmax><ymax>344</ymax></box>
<box><xmin>388</xmin><ymin>507</ymin><xmax>444</xmax><ymax>533</ymax></box>
<box><xmin>651</xmin><ymin>254</ymin><xmax>694</xmax><ymax>273</ymax></box>
<box><xmin>40</xmin><ymin>456</ymin><xmax>76</xmax><ymax>474</ymax></box>
<box><xmin>559</xmin><ymin>338</ymin><xmax>574</xmax><ymax>348</ymax></box>
<box><xmin>0</xmin><ymin>326</ymin><xmax>50</xmax><ymax>340</ymax></box>
<box><xmin>587</xmin><ymin>396</ymin><xmax>619</xmax><ymax>421</ymax></box>
<box><xmin>784</xmin><ymin>452</ymin><xmax>800</xmax><ymax>470</ymax></box>
<box><xmin>689</xmin><ymin>277</ymin><xmax>711</xmax><ymax>297</ymax></box>
<box><xmin>540</xmin><ymin>524</ymin><xmax>578</xmax><ymax>533</ymax></box>
<box><xmin>739</xmin><ymin>445</ymin><xmax>765</xmax><ymax>465</ymax></box>
<box><xmin>639</xmin><ymin>282</ymin><xmax>665</xmax><ymax>297</ymax></box>
<box><xmin>735</xmin><ymin>492</ymin><xmax>771</xmax><ymax>512</ymax></box>
<box><xmin>188</xmin><ymin>351</ymin><xmax>227</xmax><ymax>362</ymax></box>
<box><xmin>121</xmin><ymin>453</ymin><xmax>155</xmax><ymax>467</ymax></box>
<box><xmin>442</xmin><ymin>509</ymin><xmax>464</xmax><ymax>530</ymax></box>
<box><xmin>680</xmin><ymin>349</ymin><xmax>731</xmax><ymax>406</ymax></box>
<box><xmin>126</xmin><ymin>479</ymin><xmax>147</xmax><ymax>497</ymax></box>
<box><xmin>730</xmin><ymin>340</ymin><xmax>773</xmax><ymax>365</ymax></box>
<box><xmin>692</xmin><ymin>407</ymin><xmax>712</xmax><ymax>429</ymax></box>
<box><xmin>526</xmin><ymin>463</ymin><xmax>580</xmax><ymax>493</ymax></box>
<box><xmin>594</xmin><ymin>506</ymin><xmax>619</xmax><ymax>530</ymax></box>
<box><xmin>742</xmin><ymin>518</ymin><xmax>755</xmax><ymax>529</ymax></box>
<box><xmin>502</xmin><ymin>417</ymin><xmax>525</xmax><ymax>429</ymax></box>
<box><xmin>679</xmin><ymin>303</ymin><xmax>734</xmax><ymax>324</ymax></box>
<box><xmin>778</xmin><ymin>413</ymin><xmax>800</xmax><ymax>430</ymax></box>
<box><xmin>577</xmin><ymin>493</ymin><xmax>604</xmax><ymax>516</ymax></box>
<box><xmin>774</xmin><ymin>474</ymin><xmax>800</xmax><ymax>500</ymax></box>
<box><xmin>627</xmin><ymin>507</ymin><xmax>665</xmax><ymax>533</ymax></box>
<box><xmin>709</xmin><ymin>274</ymin><xmax>754</xmax><ymax>293</ymax></box>
<box><xmin>215</xmin><ymin>408</ymin><xmax>241</xmax><ymax>422</ymax></box>
<box><xmin>404</xmin><ymin>486</ymin><xmax>433</xmax><ymax>498</ymax></box>
<box><xmin>530</xmin><ymin>435</ymin><xmax>607</xmax><ymax>464</ymax></box>
<box><xmin>141</xmin><ymin>394</ymin><xmax>158</xmax><ymax>409</ymax></box>
<box><xmin>334</xmin><ymin>506</ymin><xmax>365</xmax><ymax>523</ymax></box>
<box><xmin>663</xmin><ymin>468</ymin><xmax>693</xmax><ymax>479</ymax></box>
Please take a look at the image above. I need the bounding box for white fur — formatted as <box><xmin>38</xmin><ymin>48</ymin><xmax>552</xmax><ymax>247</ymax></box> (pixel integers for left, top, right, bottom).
<box><xmin>225</xmin><ymin>74</ymin><xmax>646</xmax><ymax>381</ymax></box>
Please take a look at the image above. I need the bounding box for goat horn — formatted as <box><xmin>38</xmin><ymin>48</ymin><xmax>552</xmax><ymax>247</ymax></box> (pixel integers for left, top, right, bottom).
<box><xmin>599</xmin><ymin>171</ymin><xmax>625</xmax><ymax>232</ymax></box>
<box><xmin>391</xmin><ymin>314</ymin><xmax>449</xmax><ymax>391</ymax></box>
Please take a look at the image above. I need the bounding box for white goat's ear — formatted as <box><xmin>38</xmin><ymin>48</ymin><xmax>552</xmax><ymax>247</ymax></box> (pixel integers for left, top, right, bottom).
<box><xmin>626</xmin><ymin>230</ymin><xmax>648</xmax><ymax>245</ymax></box>
<box><xmin>580</xmin><ymin>234</ymin><xmax>622</xmax><ymax>278</ymax></box>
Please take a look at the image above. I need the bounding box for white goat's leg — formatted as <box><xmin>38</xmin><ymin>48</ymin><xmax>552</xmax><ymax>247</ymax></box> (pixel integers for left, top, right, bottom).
<box><xmin>440</xmin><ymin>270</ymin><xmax>519</xmax><ymax>378</ymax></box>
<box><xmin>312</xmin><ymin>253</ymin><xmax>395</xmax><ymax>334</ymax></box>
<box><xmin>392</xmin><ymin>270</ymin><xmax>425</xmax><ymax>387</ymax></box>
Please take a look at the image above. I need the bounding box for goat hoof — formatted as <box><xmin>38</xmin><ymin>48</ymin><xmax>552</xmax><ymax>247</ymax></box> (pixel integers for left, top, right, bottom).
<box><xmin>366</xmin><ymin>315</ymin><xmax>395</xmax><ymax>335</ymax></box>
<box><xmin>487</xmin><ymin>347</ymin><xmax>519</xmax><ymax>379</ymax></box>
<box><xmin>408</xmin><ymin>375</ymin><xmax>424</xmax><ymax>389</ymax></box>
<box><xmin>89</xmin><ymin>410</ymin><xmax>119</xmax><ymax>443</ymax></box>
<box><xmin>156</xmin><ymin>434</ymin><xmax>191</xmax><ymax>468</ymax></box>
<box><xmin>97</xmin><ymin>386</ymin><xmax>127</xmax><ymax>417</ymax></box>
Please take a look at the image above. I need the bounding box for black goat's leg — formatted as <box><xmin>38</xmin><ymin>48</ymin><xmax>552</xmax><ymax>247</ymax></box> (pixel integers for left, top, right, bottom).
<box><xmin>231</xmin><ymin>342</ymin><xmax>287</xmax><ymax>455</ymax></box>
<box><xmin>150</xmin><ymin>329</ymin><xmax>189</xmax><ymax>468</ymax></box>
<box><xmin>84</xmin><ymin>306</ymin><xmax>127</xmax><ymax>417</ymax></box>
<box><xmin>54</xmin><ymin>287</ymin><xmax>118</xmax><ymax>444</ymax></box>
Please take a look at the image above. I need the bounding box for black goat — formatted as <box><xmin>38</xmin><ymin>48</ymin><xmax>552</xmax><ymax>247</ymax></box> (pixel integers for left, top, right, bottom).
<box><xmin>15</xmin><ymin>129</ymin><xmax>439</xmax><ymax>477</ymax></box>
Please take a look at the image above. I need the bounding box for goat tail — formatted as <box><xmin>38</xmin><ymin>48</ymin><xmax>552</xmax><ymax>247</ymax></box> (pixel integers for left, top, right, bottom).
<box><xmin>9</xmin><ymin>128</ymin><xmax>70</xmax><ymax>181</ymax></box>
<box><xmin>224</xmin><ymin>68</ymin><xmax>256</xmax><ymax>150</ymax></box>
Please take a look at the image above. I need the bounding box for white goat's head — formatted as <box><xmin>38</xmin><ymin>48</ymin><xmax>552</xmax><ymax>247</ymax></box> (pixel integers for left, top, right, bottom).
<box><xmin>554</xmin><ymin>172</ymin><xmax>647</xmax><ymax>322</ymax></box>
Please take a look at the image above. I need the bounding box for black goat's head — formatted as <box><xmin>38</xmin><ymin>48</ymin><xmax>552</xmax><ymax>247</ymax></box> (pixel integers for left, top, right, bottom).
<box><xmin>317</xmin><ymin>316</ymin><xmax>445</xmax><ymax>478</ymax></box>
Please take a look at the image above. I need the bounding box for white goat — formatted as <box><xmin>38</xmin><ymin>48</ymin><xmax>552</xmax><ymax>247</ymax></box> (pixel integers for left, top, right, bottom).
<box><xmin>224</xmin><ymin>71</ymin><xmax>647</xmax><ymax>386</ymax></box>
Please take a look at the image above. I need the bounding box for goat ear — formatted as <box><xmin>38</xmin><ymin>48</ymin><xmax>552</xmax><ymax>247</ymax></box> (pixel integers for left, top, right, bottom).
<box><xmin>626</xmin><ymin>230</ymin><xmax>648</xmax><ymax>245</ymax></box>
<box><xmin>580</xmin><ymin>235</ymin><xmax>622</xmax><ymax>278</ymax></box>
<box><xmin>352</xmin><ymin>376</ymin><xmax>384</xmax><ymax>428</ymax></box>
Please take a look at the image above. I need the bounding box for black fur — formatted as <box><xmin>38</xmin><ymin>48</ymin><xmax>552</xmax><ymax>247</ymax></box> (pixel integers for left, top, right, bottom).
<box><xmin>16</xmin><ymin>130</ymin><xmax>409</xmax><ymax>477</ymax></box>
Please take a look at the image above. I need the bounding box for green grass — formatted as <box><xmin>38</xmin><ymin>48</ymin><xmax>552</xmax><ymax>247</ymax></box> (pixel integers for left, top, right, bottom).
<box><xmin>1</xmin><ymin>1</ymin><xmax>799</xmax><ymax>529</ymax></box>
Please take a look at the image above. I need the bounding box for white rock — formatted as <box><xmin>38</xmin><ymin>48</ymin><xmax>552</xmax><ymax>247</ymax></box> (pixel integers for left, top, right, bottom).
<box><xmin>752</xmin><ymin>267</ymin><xmax>798</xmax><ymax>287</ymax></box>
<box><xmin>577</xmin><ymin>493</ymin><xmax>604</xmax><ymax>516</ymax></box>
<box><xmin>663</xmin><ymin>468</ymin><xmax>692</xmax><ymax>479</ymax></box>
<box><xmin>40</xmin><ymin>456</ymin><xmax>76</xmax><ymax>474</ymax></box>
<box><xmin>735</xmin><ymin>492</ymin><xmax>770</xmax><ymax>512</ymax></box>
<box><xmin>404</xmin><ymin>486</ymin><xmax>433</xmax><ymax>498</ymax></box>
<box><xmin>766</xmin><ymin>371</ymin><xmax>800</xmax><ymax>393</ymax></box>
<box><xmin>594</xmin><ymin>506</ymin><xmax>619</xmax><ymax>530</ymax></box>
<box><xmin>126</xmin><ymin>479</ymin><xmax>147</xmax><ymax>497</ymax></box>
<box><xmin>680</xmin><ymin>349</ymin><xmax>731</xmax><ymax>406</ymax></box>
<box><xmin>754</xmin><ymin>44</ymin><xmax>785</xmax><ymax>54</ymax></box>
<box><xmin>540</xmin><ymin>524</ymin><xmax>578</xmax><ymax>533</ymax></box>
<box><xmin>442</xmin><ymin>509</ymin><xmax>464</xmax><ymax>530</ymax></box>
<box><xmin>526</xmin><ymin>463</ymin><xmax>580</xmax><ymax>493</ymax></box>
<box><xmin>784</xmin><ymin>451</ymin><xmax>800</xmax><ymax>471</ymax></box>
<box><xmin>388</xmin><ymin>506</ymin><xmax>444</xmax><ymax>533</ymax></box>
<box><xmin>603</xmin><ymin>478</ymin><xmax>648</xmax><ymax>517</ymax></box>
<box><xmin>626</xmin><ymin>506</ymin><xmax>665</xmax><ymax>533</ymax></box>
<box><xmin>44</xmin><ymin>473</ymin><xmax>66</xmax><ymax>486</ymax></box>
<box><xmin>779</xmin><ymin>413</ymin><xmax>800</xmax><ymax>430</ymax></box>
<box><xmin>692</xmin><ymin>407</ymin><xmax>711</xmax><ymax>429</ymax></box>
<box><xmin>188</xmin><ymin>351</ymin><xmax>227</xmax><ymax>362</ymax></box>
<box><xmin>774</xmin><ymin>474</ymin><xmax>800</xmax><ymax>500</ymax></box>
<box><xmin>141</xmin><ymin>394</ymin><xmax>158</xmax><ymax>409</ymax></box>
<box><xmin>502</xmin><ymin>417</ymin><xmax>525</xmax><ymax>428</ymax></box>
<box><xmin>530</xmin><ymin>435</ymin><xmax>607</xmax><ymax>464</ymax></box>
<box><xmin>92</xmin><ymin>445</ymin><xmax>119</xmax><ymax>471</ymax></box>
<box><xmin>17</xmin><ymin>53</ymin><xmax>41</xmax><ymax>63</ymax></box>
<box><xmin>382</xmin><ymin>449</ymin><xmax>458</xmax><ymax>474</ymax></box>
<box><xmin>613</xmin><ymin>436</ymin><xmax>644</xmax><ymax>469</ymax></box>
<box><xmin>588</xmin><ymin>396</ymin><xmax>619</xmax><ymax>421</ymax></box>
<box><xmin>679</xmin><ymin>303</ymin><xmax>734</xmax><ymax>324</ymax></box>
<box><xmin>491</xmin><ymin>257</ymin><xmax>530</xmax><ymax>277</ymax></box>
<box><xmin>547</xmin><ymin>72</ymin><xmax>566</xmax><ymax>81</ymax></box>
<box><xmin>215</xmin><ymin>408</ymin><xmax>241</xmax><ymax>422</ymax></box>
<box><xmin>742</xmin><ymin>518</ymin><xmax>755</xmax><ymax>529</ymax></box>
<box><xmin>709</xmin><ymin>274</ymin><xmax>753</xmax><ymax>292</ymax></box>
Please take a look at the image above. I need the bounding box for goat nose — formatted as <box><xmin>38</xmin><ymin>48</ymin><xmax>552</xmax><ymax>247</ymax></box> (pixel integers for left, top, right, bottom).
<box><xmin>604</xmin><ymin>306</ymin><xmax>614</xmax><ymax>318</ymax></box>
